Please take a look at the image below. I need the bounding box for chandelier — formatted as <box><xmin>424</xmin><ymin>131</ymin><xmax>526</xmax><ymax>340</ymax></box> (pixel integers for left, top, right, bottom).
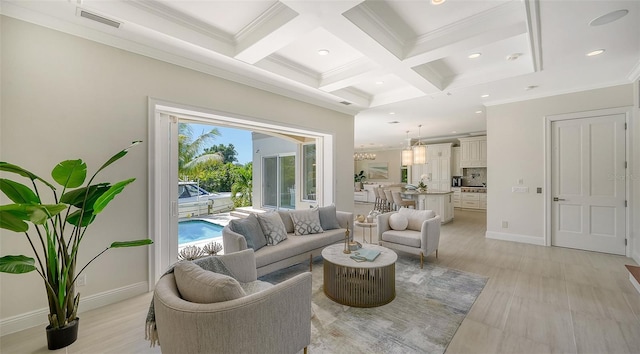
<box><xmin>354</xmin><ymin>152</ymin><xmax>376</xmax><ymax>161</ymax></box>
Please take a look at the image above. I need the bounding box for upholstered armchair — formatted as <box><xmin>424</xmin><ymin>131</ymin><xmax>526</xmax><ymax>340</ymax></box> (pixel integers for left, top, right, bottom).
<box><xmin>153</xmin><ymin>249</ymin><xmax>312</xmax><ymax>354</ymax></box>
<box><xmin>376</xmin><ymin>208</ymin><xmax>441</xmax><ymax>268</ymax></box>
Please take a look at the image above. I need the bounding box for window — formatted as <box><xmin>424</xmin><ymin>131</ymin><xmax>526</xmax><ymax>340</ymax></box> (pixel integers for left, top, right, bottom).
<box><xmin>303</xmin><ymin>143</ymin><xmax>316</xmax><ymax>200</ymax></box>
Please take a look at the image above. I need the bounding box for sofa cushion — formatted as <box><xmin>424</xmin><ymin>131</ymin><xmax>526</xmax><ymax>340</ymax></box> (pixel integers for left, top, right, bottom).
<box><xmin>174</xmin><ymin>261</ymin><xmax>246</xmax><ymax>303</ymax></box>
<box><xmin>318</xmin><ymin>205</ymin><xmax>341</xmax><ymax>230</ymax></box>
<box><xmin>257</xmin><ymin>212</ymin><xmax>288</xmax><ymax>245</ymax></box>
<box><xmin>381</xmin><ymin>229</ymin><xmax>421</xmax><ymax>248</ymax></box>
<box><xmin>253</xmin><ymin>229</ymin><xmax>345</xmax><ymax>268</ymax></box>
<box><xmin>398</xmin><ymin>208</ymin><xmax>436</xmax><ymax>231</ymax></box>
<box><xmin>277</xmin><ymin>210</ymin><xmax>295</xmax><ymax>233</ymax></box>
<box><xmin>229</xmin><ymin>214</ymin><xmax>267</xmax><ymax>251</ymax></box>
<box><xmin>290</xmin><ymin>208</ymin><xmax>324</xmax><ymax>235</ymax></box>
<box><xmin>389</xmin><ymin>213</ymin><xmax>408</xmax><ymax>231</ymax></box>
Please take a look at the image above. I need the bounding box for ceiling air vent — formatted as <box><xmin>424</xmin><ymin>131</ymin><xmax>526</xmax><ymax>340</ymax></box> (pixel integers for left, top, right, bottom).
<box><xmin>339</xmin><ymin>101</ymin><xmax>352</xmax><ymax>105</ymax></box>
<box><xmin>79</xmin><ymin>10</ymin><xmax>121</xmax><ymax>28</ymax></box>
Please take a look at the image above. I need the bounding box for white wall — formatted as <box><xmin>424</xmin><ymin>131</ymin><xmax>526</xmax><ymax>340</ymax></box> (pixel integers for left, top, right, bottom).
<box><xmin>486</xmin><ymin>84</ymin><xmax>635</xmax><ymax>245</ymax></box>
<box><xmin>0</xmin><ymin>17</ymin><xmax>354</xmax><ymax>328</ymax></box>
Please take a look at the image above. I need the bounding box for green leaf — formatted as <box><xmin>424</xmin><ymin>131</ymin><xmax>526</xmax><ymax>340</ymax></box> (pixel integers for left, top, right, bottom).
<box><xmin>109</xmin><ymin>239</ymin><xmax>153</xmax><ymax>248</ymax></box>
<box><xmin>60</xmin><ymin>184</ymin><xmax>109</xmax><ymax>207</ymax></box>
<box><xmin>95</xmin><ymin>141</ymin><xmax>142</xmax><ymax>176</ymax></box>
<box><xmin>0</xmin><ymin>255</ymin><xmax>36</xmax><ymax>274</ymax></box>
<box><xmin>24</xmin><ymin>204</ymin><xmax>67</xmax><ymax>224</ymax></box>
<box><xmin>51</xmin><ymin>160</ymin><xmax>87</xmax><ymax>189</ymax></box>
<box><xmin>0</xmin><ymin>210</ymin><xmax>29</xmax><ymax>232</ymax></box>
<box><xmin>0</xmin><ymin>179</ymin><xmax>39</xmax><ymax>204</ymax></box>
<box><xmin>0</xmin><ymin>162</ymin><xmax>57</xmax><ymax>190</ymax></box>
<box><xmin>92</xmin><ymin>178</ymin><xmax>135</xmax><ymax>214</ymax></box>
<box><xmin>66</xmin><ymin>209</ymin><xmax>96</xmax><ymax>227</ymax></box>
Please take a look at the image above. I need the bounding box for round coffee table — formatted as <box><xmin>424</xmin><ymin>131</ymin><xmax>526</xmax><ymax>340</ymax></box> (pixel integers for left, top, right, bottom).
<box><xmin>322</xmin><ymin>244</ymin><xmax>397</xmax><ymax>307</ymax></box>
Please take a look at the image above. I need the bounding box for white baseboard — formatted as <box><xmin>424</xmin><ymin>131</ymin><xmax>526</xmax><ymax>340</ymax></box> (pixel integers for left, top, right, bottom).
<box><xmin>0</xmin><ymin>281</ymin><xmax>148</xmax><ymax>336</ymax></box>
<box><xmin>485</xmin><ymin>231</ymin><xmax>546</xmax><ymax>246</ymax></box>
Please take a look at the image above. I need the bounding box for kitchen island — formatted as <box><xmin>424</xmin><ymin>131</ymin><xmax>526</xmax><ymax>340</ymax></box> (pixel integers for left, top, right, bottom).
<box><xmin>401</xmin><ymin>190</ymin><xmax>454</xmax><ymax>224</ymax></box>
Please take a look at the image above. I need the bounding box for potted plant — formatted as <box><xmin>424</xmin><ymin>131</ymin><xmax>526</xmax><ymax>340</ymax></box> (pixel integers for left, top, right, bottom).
<box><xmin>354</xmin><ymin>170</ymin><xmax>366</xmax><ymax>191</ymax></box>
<box><xmin>0</xmin><ymin>141</ymin><xmax>153</xmax><ymax>350</ymax></box>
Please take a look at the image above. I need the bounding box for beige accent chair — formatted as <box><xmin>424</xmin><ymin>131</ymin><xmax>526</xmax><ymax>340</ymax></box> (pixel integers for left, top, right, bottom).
<box><xmin>153</xmin><ymin>249</ymin><xmax>312</xmax><ymax>354</ymax></box>
<box><xmin>376</xmin><ymin>208</ymin><xmax>440</xmax><ymax>268</ymax></box>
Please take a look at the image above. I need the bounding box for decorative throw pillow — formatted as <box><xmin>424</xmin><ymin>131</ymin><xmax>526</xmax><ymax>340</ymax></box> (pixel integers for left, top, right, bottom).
<box><xmin>277</xmin><ymin>210</ymin><xmax>294</xmax><ymax>233</ymax></box>
<box><xmin>256</xmin><ymin>212</ymin><xmax>288</xmax><ymax>245</ymax></box>
<box><xmin>290</xmin><ymin>208</ymin><xmax>324</xmax><ymax>235</ymax></box>
<box><xmin>318</xmin><ymin>204</ymin><xmax>341</xmax><ymax>230</ymax></box>
<box><xmin>229</xmin><ymin>214</ymin><xmax>267</xmax><ymax>251</ymax></box>
<box><xmin>174</xmin><ymin>261</ymin><xmax>246</xmax><ymax>304</ymax></box>
<box><xmin>389</xmin><ymin>213</ymin><xmax>408</xmax><ymax>231</ymax></box>
<box><xmin>398</xmin><ymin>208</ymin><xmax>436</xmax><ymax>231</ymax></box>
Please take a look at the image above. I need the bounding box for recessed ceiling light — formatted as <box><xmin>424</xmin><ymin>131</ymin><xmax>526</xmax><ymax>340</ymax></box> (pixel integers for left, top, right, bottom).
<box><xmin>317</xmin><ymin>49</ymin><xmax>330</xmax><ymax>56</ymax></box>
<box><xmin>431</xmin><ymin>0</ymin><xmax>446</xmax><ymax>4</ymax></box>
<box><xmin>475</xmin><ymin>110</ymin><xmax>482</xmax><ymax>114</ymax></box>
<box><xmin>376</xmin><ymin>81</ymin><xmax>384</xmax><ymax>85</ymax></box>
<box><xmin>525</xmin><ymin>85</ymin><xmax>538</xmax><ymax>91</ymax></box>
<box><xmin>590</xmin><ymin>9</ymin><xmax>629</xmax><ymax>26</ymax></box>
<box><xmin>468</xmin><ymin>53</ymin><xmax>482</xmax><ymax>59</ymax></box>
<box><xmin>452</xmin><ymin>131</ymin><xmax>457</xmax><ymax>134</ymax></box>
<box><xmin>481</xmin><ymin>94</ymin><xmax>489</xmax><ymax>98</ymax></box>
<box><xmin>387</xmin><ymin>120</ymin><xmax>399</xmax><ymax>124</ymax></box>
<box><xmin>586</xmin><ymin>49</ymin><xmax>605</xmax><ymax>57</ymax></box>
<box><xmin>389</xmin><ymin>112</ymin><xmax>395</xmax><ymax>115</ymax></box>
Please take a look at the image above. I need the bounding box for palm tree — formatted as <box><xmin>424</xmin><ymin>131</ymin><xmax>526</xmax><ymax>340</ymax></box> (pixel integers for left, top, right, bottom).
<box><xmin>178</xmin><ymin>123</ymin><xmax>221</xmax><ymax>177</ymax></box>
<box><xmin>231</xmin><ymin>163</ymin><xmax>253</xmax><ymax>207</ymax></box>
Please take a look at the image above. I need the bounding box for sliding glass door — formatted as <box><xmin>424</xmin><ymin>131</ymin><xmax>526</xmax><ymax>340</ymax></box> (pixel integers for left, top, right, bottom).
<box><xmin>263</xmin><ymin>154</ymin><xmax>295</xmax><ymax>209</ymax></box>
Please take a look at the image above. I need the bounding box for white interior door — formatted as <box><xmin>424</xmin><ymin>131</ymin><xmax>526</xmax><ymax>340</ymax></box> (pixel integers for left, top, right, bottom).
<box><xmin>551</xmin><ymin>113</ymin><xmax>626</xmax><ymax>255</ymax></box>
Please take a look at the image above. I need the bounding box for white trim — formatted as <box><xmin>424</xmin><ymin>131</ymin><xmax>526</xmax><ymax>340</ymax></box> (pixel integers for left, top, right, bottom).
<box><xmin>0</xmin><ymin>282</ymin><xmax>148</xmax><ymax>336</ymax></box>
<box><xmin>544</xmin><ymin>106</ymin><xmax>632</xmax><ymax>256</ymax></box>
<box><xmin>486</xmin><ymin>231</ymin><xmax>546</xmax><ymax>246</ymax></box>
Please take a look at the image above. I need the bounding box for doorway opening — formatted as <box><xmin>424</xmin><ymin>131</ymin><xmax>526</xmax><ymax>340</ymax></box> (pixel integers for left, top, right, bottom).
<box><xmin>148</xmin><ymin>99</ymin><xmax>334</xmax><ymax>286</ymax></box>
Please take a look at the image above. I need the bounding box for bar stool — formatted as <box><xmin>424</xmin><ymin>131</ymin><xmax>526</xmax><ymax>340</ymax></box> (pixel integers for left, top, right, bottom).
<box><xmin>373</xmin><ymin>186</ymin><xmax>384</xmax><ymax>211</ymax></box>
<box><xmin>378</xmin><ymin>188</ymin><xmax>391</xmax><ymax>212</ymax></box>
<box><xmin>384</xmin><ymin>189</ymin><xmax>395</xmax><ymax>211</ymax></box>
<box><xmin>392</xmin><ymin>191</ymin><xmax>416</xmax><ymax>210</ymax></box>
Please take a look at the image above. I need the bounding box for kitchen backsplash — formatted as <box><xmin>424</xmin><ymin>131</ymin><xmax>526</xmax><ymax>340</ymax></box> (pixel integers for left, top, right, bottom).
<box><xmin>461</xmin><ymin>168</ymin><xmax>486</xmax><ymax>187</ymax></box>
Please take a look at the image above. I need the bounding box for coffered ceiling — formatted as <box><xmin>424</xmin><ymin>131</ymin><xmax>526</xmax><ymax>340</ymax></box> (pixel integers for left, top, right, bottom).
<box><xmin>3</xmin><ymin>0</ymin><xmax>639</xmax><ymax>151</ymax></box>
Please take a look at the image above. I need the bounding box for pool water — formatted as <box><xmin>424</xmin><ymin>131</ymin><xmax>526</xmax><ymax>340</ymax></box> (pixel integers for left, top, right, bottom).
<box><xmin>178</xmin><ymin>220</ymin><xmax>223</xmax><ymax>244</ymax></box>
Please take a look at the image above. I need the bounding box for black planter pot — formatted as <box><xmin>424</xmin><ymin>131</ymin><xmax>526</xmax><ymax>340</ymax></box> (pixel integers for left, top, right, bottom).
<box><xmin>46</xmin><ymin>318</ymin><xmax>79</xmax><ymax>350</ymax></box>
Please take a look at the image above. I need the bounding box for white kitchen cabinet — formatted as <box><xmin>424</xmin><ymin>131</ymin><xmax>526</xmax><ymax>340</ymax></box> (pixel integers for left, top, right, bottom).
<box><xmin>460</xmin><ymin>192</ymin><xmax>487</xmax><ymax>210</ymax></box>
<box><xmin>459</xmin><ymin>136</ymin><xmax>487</xmax><ymax>168</ymax></box>
<box><xmin>451</xmin><ymin>147</ymin><xmax>462</xmax><ymax>176</ymax></box>
<box><xmin>424</xmin><ymin>143</ymin><xmax>452</xmax><ymax>191</ymax></box>
<box><xmin>451</xmin><ymin>187</ymin><xmax>461</xmax><ymax>207</ymax></box>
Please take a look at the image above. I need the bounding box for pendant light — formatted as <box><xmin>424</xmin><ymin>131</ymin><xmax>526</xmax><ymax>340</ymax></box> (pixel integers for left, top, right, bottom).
<box><xmin>401</xmin><ymin>130</ymin><xmax>413</xmax><ymax>166</ymax></box>
<box><xmin>412</xmin><ymin>125</ymin><xmax>427</xmax><ymax>164</ymax></box>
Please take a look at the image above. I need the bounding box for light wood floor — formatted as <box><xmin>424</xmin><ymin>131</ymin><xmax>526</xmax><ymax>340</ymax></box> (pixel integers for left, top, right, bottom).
<box><xmin>2</xmin><ymin>207</ymin><xmax>638</xmax><ymax>353</ymax></box>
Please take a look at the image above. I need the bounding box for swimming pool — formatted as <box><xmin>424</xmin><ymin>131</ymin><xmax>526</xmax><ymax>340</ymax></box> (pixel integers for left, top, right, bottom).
<box><xmin>178</xmin><ymin>220</ymin><xmax>224</xmax><ymax>245</ymax></box>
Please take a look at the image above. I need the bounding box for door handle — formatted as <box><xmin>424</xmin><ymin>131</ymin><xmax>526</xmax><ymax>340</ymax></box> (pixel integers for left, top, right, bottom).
<box><xmin>553</xmin><ymin>197</ymin><xmax>566</xmax><ymax>201</ymax></box>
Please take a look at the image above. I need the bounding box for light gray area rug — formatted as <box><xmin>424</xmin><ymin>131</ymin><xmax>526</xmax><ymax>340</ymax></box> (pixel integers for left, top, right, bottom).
<box><xmin>260</xmin><ymin>255</ymin><xmax>488</xmax><ymax>354</ymax></box>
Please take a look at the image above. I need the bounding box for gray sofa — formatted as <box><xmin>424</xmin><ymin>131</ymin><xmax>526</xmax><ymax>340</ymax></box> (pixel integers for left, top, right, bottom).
<box><xmin>153</xmin><ymin>249</ymin><xmax>312</xmax><ymax>354</ymax></box>
<box><xmin>223</xmin><ymin>207</ymin><xmax>353</xmax><ymax>276</ymax></box>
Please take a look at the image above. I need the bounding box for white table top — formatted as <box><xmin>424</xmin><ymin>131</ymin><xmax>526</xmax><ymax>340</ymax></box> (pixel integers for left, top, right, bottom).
<box><xmin>322</xmin><ymin>243</ymin><xmax>397</xmax><ymax>268</ymax></box>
